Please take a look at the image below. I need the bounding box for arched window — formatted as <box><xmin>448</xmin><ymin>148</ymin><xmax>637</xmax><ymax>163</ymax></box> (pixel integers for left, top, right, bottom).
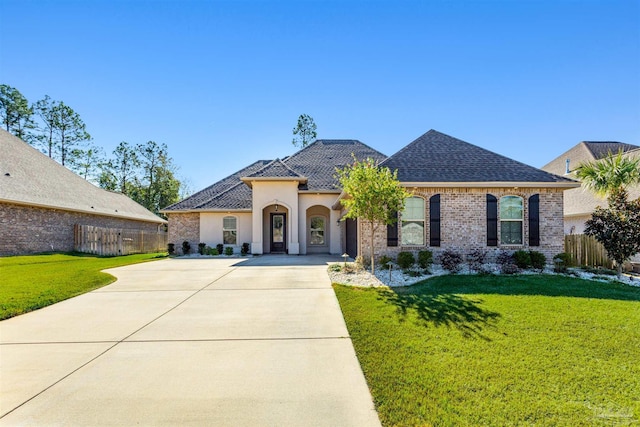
<box><xmin>500</xmin><ymin>196</ymin><xmax>523</xmax><ymax>245</ymax></box>
<box><xmin>223</xmin><ymin>216</ymin><xmax>237</xmax><ymax>245</ymax></box>
<box><xmin>310</xmin><ymin>216</ymin><xmax>325</xmax><ymax>245</ymax></box>
<box><xmin>401</xmin><ymin>197</ymin><xmax>425</xmax><ymax>246</ymax></box>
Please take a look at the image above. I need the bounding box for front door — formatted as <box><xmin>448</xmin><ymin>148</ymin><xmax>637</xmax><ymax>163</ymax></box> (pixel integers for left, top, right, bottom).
<box><xmin>270</xmin><ymin>213</ymin><xmax>287</xmax><ymax>253</ymax></box>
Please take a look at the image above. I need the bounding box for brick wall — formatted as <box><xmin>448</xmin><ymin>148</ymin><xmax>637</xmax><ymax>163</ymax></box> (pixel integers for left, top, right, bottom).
<box><xmin>0</xmin><ymin>202</ymin><xmax>163</xmax><ymax>256</ymax></box>
<box><xmin>359</xmin><ymin>187</ymin><xmax>565</xmax><ymax>264</ymax></box>
<box><xmin>166</xmin><ymin>212</ymin><xmax>200</xmax><ymax>254</ymax></box>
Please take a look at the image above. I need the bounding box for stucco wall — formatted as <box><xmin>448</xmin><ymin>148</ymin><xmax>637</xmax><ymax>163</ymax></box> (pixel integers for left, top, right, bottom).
<box><xmin>0</xmin><ymin>202</ymin><xmax>163</xmax><ymax>256</ymax></box>
<box><xmin>359</xmin><ymin>187</ymin><xmax>565</xmax><ymax>264</ymax></box>
<box><xmin>199</xmin><ymin>212</ymin><xmax>252</xmax><ymax>253</ymax></box>
<box><xmin>250</xmin><ymin>181</ymin><xmax>300</xmax><ymax>254</ymax></box>
<box><xmin>298</xmin><ymin>193</ymin><xmax>342</xmax><ymax>255</ymax></box>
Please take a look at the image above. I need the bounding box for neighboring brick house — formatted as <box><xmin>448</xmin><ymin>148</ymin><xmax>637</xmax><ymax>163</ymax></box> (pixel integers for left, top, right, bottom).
<box><xmin>163</xmin><ymin>129</ymin><xmax>578</xmax><ymax>261</ymax></box>
<box><xmin>0</xmin><ymin>129</ymin><xmax>166</xmax><ymax>256</ymax></box>
<box><xmin>541</xmin><ymin>141</ymin><xmax>640</xmax><ymax>263</ymax></box>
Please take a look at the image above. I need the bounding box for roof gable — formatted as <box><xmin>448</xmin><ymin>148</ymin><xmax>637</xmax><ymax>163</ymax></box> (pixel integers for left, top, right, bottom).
<box><xmin>382</xmin><ymin>129</ymin><xmax>574</xmax><ymax>184</ymax></box>
<box><xmin>0</xmin><ymin>129</ymin><xmax>165</xmax><ymax>223</ymax></box>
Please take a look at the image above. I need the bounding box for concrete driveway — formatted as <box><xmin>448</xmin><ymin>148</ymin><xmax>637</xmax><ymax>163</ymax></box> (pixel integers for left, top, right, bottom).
<box><xmin>0</xmin><ymin>255</ymin><xmax>381</xmax><ymax>426</ymax></box>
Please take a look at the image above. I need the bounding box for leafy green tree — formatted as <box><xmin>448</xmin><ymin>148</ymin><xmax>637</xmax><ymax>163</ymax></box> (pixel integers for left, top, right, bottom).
<box><xmin>32</xmin><ymin>95</ymin><xmax>91</xmax><ymax>166</ymax></box>
<box><xmin>336</xmin><ymin>157</ymin><xmax>410</xmax><ymax>274</ymax></box>
<box><xmin>0</xmin><ymin>84</ymin><xmax>35</xmax><ymax>140</ymax></box>
<box><xmin>134</xmin><ymin>141</ymin><xmax>181</xmax><ymax>215</ymax></box>
<box><xmin>585</xmin><ymin>189</ymin><xmax>640</xmax><ymax>277</ymax></box>
<box><xmin>292</xmin><ymin>114</ymin><xmax>317</xmax><ymax>148</ymax></box>
<box><xmin>69</xmin><ymin>143</ymin><xmax>105</xmax><ymax>182</ymax></box>
<box><xmin>99</xmin><ymin>141</ymin><xmax>140</xmax><ymax>195</ymax></box>
<box><xmin>575</xmin><ymin>150</ymin><xmax>640</xmax><ymax>197</ymax></box>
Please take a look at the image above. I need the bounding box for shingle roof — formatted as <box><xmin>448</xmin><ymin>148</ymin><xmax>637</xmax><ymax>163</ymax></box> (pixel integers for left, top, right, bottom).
<box><xmin>244</xmin><ymin>158</ymin><xmax>306</xmax><ymax>179</ymax></box>
<box><xmin>165</xmin><ymin>139</ymin><xmax>386</xmax><ymax>211</ymax></box>
<box><xmin>0</xmin><ymin>129</ymin><xmax>166</xmax><ymax>223</ymax></box>
<box><xmin>282</xmin><ymin>139</ymin><xmax>387</xmax><ymax>191</ymax></box>
<box><xmin>381</xmin><ymin>129</ymin><xmax>576</xmax><ymax>184</ymax></box>
<box><xmin>582</xmin><ymin>141</ymin><xmax>639</xmax><ymax>160</ymax></box>
<box><xmin>163</xmin><ymin>160</ymin><xmax>271</xmax><ymax>210</ymax></box>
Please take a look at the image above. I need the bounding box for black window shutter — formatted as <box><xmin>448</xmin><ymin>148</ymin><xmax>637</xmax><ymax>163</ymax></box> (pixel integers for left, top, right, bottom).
<box><xmin>429</xmin><ymin>194</ymin><xmax>441</xmax><ymax>246</ymax></box>
<box><xmin>387</xmin><ymin>210</ymin><xmax>398</xmax><ymax>247</ymax></box>
<box><xmin>529</xmin><ymin>194</ymin><xmax>540</xmax><ymax>246</ymax></box>
<box><xmin>487</xmin><ymin>194</ymin><xmax>498</xmax><ymax>246</ymax></box>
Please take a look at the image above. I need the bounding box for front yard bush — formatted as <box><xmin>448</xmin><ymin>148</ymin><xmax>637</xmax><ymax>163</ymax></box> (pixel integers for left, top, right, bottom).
<box><xmin>182</xmin><ymin>240</ymin><xmax>191</xmax><ymax>255</ymax></box>
<box><xmin>529</xmin><ymin>251</ymin><xmax>546</xmax><ymax>270</ymax></box>
<box><xmin>241</xmin><ymin>242</ymin><xmax>250</xmax><ymax>255</ymax></box>
<box><xmin>224</xmin><ymin>246</ymin><xmax>234</xmax><ymax>256</ymax></box>
<box><xmin>167</xmin><ymin>243</ymin><xmax>175</xmax><ymax>255</ymax></box>
<box><xmin>513</xmin><ymin>250</ymin><xmax>532</xmax><ymax>269</ymax></box>
<box><xmin>397</xmin><ymin>252</ymin><xmax>415</xmax><ymax>270</ymax></box>
<box><xmin>216</xmin><ymin>243</ymin><xmax>224</xmax><ymax>254</ymax></box>
<box><xmin>554</xmin><ymin>253</ymin><xmax>570</xmax><ymax>273</ymax></box>
<box><xmin>198</xmin><ymin>242</ymin><xmax>206</xmax><ymax>255</ymax></box>
<box><xmin>439</xmin><ymin>250</ymin><xmax>463</xmax><ymax>273</ymax></box>
<box><xmin>417</xmin><ymin>250</ymin><xmax>433</xmax><ymax>270</ymax></box>
<box><xmin>378</xmin><ymin>255</ymin><xmax>394</xmax><ymax>269</ymax></box>
<box><xmin>467</xmin><ymin>249</ymin><xmax>487</xmax><ymax>273</ymax></box>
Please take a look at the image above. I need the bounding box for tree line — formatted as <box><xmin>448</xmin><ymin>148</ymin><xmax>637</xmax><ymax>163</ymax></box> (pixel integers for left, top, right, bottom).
<box><xmin>0</xmin><ymin>84</ymin><xmax>186</xmax><ymax>217</ymax></box>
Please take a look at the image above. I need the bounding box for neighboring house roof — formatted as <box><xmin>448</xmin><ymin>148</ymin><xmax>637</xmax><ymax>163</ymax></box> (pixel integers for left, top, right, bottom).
<box><xmin>381</xmin><ymin>130</ymin><xmax>577</xmax><ymax>185</ymax></box>
<box><xmin>541</xmin><ymin>141</ymin><xmax>640</xmax><ymax>217</ymax></box>
<box><xmin>164</xmin><ymin>139</ymin><xmax>386</xmax><ymax>211</ymax></box>
<box><xmin>583</xmin><ymin>141</ymin><xmax>639</xmax><ymax>160</ymax></box>
<box><xmin>0</xmin><ymin>129</ymin><xmax>166</xmax><ymax>224</ymax></box>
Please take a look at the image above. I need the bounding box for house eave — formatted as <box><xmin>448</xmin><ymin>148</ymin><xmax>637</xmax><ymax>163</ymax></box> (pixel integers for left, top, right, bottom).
<box><xmin>240</xmin><ymin>177</ymin><xmax>308</xmax><ymax>188</ymax></box>
<box><xmin>399</xmin><ymin>181</ymin><xmax>581</xmax><ymax>189</ymax></box>
<box><xmin>1</xmin><ymin>198</ymin><xmax>167</xmax><ymax>224</ymax></box>
<box><xmin>160</xmin><ymin>208</ymin><xmax>253</xmax><ymax>214</ymax></box>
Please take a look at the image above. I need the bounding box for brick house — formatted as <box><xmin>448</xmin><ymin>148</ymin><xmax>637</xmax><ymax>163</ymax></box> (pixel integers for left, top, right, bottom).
<box><xmin>0</xmin><ymin>129</ymin><xmax>166</xmax><ymax>256</ymax></box>
<box><xmin>163</xmin><ymin>130</ymin><xmax>578</xmax><ymax>261</ymax></box>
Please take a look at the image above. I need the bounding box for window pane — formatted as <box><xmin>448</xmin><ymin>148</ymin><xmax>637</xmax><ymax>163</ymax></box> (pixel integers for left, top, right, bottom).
<box><xmin>223</xmin><ymin>230</ymin><xmax>237</xmax><ymax>245</ymax></box>
<box><xmin>401</xmin><ymin>221</ymin><xmax>424</xmax><ymax>245</ymax></box>
<box><xmin>403</xmin><ymin>197</ymin><xmax>425</xmax><ymax>221</ymax></box>
<box><xmin>310</xmin><ymin>217</ymin><xmax>325</xmax><ymax>245</ymax></box>
<box><xmin>223</xmin><ymin>217</ymin><xmax>236</xmax><ymax>230</ymax></box>
<box><xmin>500</xmin><ymin>221</ymin><xmax>522</xmax><ymax>244</ymax></box>
<box><xmin>500</xmin><ymin>196</ymin><xmax>523</xmax><ymax>220</ymax></box>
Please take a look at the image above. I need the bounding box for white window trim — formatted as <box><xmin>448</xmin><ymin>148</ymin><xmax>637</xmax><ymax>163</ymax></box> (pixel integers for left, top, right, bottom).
<box><xmin>309</xmin><ymin>215</ymin><xmax>326</xmax><ymax>246</ymax></box>
<box><xmin>401</xmin><ymin>196</ymin><xmax>426</xmax><ymax>247</ymax></box>
<box><xmin>223</xmin><ymin>215</ymin><xmax>237</xmax><ymax>246</ymax></box>
<box><xmin>499</xmin><ymin>196</ymin><xmax>523</xmax><ymax>246</ymax></box>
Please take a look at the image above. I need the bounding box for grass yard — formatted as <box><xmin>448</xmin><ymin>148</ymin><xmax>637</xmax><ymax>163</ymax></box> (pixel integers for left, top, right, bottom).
<box><xmin>0</xmin><ymin>252</ymin><xmax>167</xmax><ymax>320</ymax></box>
<box><xmin>334</xmin><ymin>275</ymin><xmax>640</xmax><ymax>427</ymax></box>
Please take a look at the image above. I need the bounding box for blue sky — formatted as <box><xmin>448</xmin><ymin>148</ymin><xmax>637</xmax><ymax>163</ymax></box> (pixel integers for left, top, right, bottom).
<box><xmin>1</xmin><ymin>0</ymin><xmax>638</xmax><ymax>192</ymax></box>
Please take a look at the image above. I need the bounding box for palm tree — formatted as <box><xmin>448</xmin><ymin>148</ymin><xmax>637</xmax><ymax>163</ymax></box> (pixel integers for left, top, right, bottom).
<box><xmin>575</xmin><ymin>150</ymin><xmax>640</xmax><ymax>198</ymax></box>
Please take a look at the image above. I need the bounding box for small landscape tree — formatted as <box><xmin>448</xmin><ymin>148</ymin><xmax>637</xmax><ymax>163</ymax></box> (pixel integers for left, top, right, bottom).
<box><xmin>336</xmin><ymin>157</ymin><xmax>410</xmax><ymax>275</ymax></box>
<box><xmin>584</xmin><ymin>189</ymin><xmax>640</xmax><ymax>278</ymax></box>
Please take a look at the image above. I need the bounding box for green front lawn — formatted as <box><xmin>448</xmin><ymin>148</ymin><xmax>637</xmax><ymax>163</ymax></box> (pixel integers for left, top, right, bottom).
<box><xmin>334</xmin><ymin>275</ymin><xmax>640</xmax><ymax>426</ymax></box>
<box><xmin>0</xmin><ymin>252</ymin><xmax>167</xmax><ymax>320</ymax></box>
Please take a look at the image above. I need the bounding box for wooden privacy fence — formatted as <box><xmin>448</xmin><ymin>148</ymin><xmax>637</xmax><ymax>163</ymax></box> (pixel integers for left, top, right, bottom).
<box><xmin>74</xmin><ymin>224</ymin><xmax>167</xmax><ymax>256</ymax></box>
<box><xmin>564</xmin><ymin>234</ymin><xmax>613</xmax><ymax>268</ymax></box>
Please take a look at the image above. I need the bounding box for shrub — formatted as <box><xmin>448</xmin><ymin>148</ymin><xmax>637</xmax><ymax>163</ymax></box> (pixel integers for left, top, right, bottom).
<box><xmin>206</xmin><ymin>246</ymin><xmax>219</xmax><ymax>256</ymax></box>
<box><xmin>513</xmin><ymin>250</ymin><xmax>532</xmax><ymax>269</ymax></box>
<box><xmin>496</xmin><ymin>251</ymin><xmax>514</xmax><ymax>266</ymax></box>
<box><xmin>417</xmin><ymin>251</ymin><xmax>433</xmax><ymax>269</ymax></box>
<box><xmin>553</xmin><ymin>253</ymin><xmax>570</xmax><ymax>273</ymax></box>
<box><xmin>501</xmin><ymin>263</ymin><xmax>519</xmax><ymax>274</ymax></box>
<box><xmin>216</xmin><ymin>244</ymin><xmax>224</xmax><ymax>254</ymax></box>
<box><xmin>167</xmin><ymin>243</ymin><xmax>175</xmax><ymax>255</ymax></box>
<box><xmin>439</xmin><ymin>250</ymin><xmax>463</xmax><ymax>273</ymax></box>
<box><xmin>241</xmin><ymin>243</ymin><xmax>250</xmax><ymax>256</ymax></box>
<box><xmin>581</xmin><ymin>266</ymin><xmax>616</xmax><ymax>276</ymax></box>
<box><xmin>529</xmin><ymin>251</ymin><xmax>546</xmax><ymax>270</ymax></box>
<box><xmin>198</xmin><ymin>243</ymin><xmax>206</xmax><ymax>255</ymax></box>
<box><xmin>182</xmin><ymin>241</ymin><xmax>191</xmax><ymax>255</ymax></box>
<box><xmin>328</xmin><ymin>263</ymin><xmax>341</xmax><ymax>272</ymax></box>
<box><xmin>397</xmin><ymin>252</ymin><xmax>415</xmax><ymax>270</ymax></box>
<box><xmin>224</xmin><ymin>246</ymin><xmax>234</xmax><ymax>256</ymax></box>
<box><xmin>378</xmin><ymin>255</ymin><xmax>394</xmax><ymax>269</ymax></box>
<box><xmin>467</xmin><ymin>249</ymin><xmax>487</xmax><ymax>272</ymax></box>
